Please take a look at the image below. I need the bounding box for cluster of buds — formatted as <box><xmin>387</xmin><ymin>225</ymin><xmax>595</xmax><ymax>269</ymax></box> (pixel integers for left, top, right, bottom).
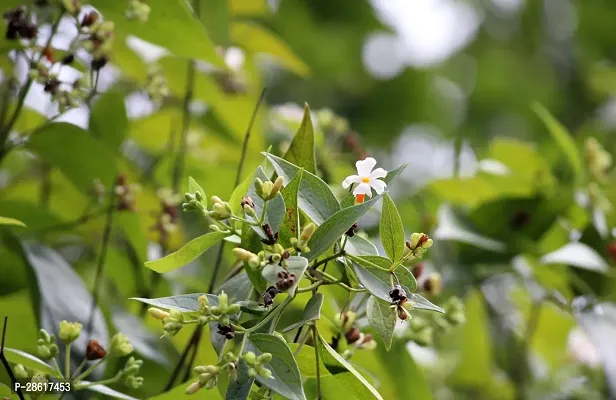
<box><xmin>254</xmin><ymin>176</ymin><xmax>284</xmax><ymax>202</ymax></box>
<box><xmin>262</xmin><ymin>286</ymin><xmax>280</xmax><ymax>307</ymax></box>
<box><xmin>58</xmin><ymin>320</ymin><xmax>82</xmax><ymax>343</ymax></box>
<box><xmin>28</xmin><ymin>65</ymin><xmax>89</xmax><ymax>112</ymax></box>
<box><xmin>126</xmin><ymin>0</ymin><xmax>151</xmax><ymax>22</ymax></box>
<box><xmin>208</xmin><ymin>196</ymin><xmax>233</xmax><ymax>220</ymax></box>
<box><xmin>405</xmin><ymin>296</ymin><xmax>465</xmax><ymax>347</ymax></box>
<box><xmin>4</xmin><ymin>6</ymin><xmax>37</xmax><ymax>40</ymax></box>
<box><xmin>186</xmin><ymin>350</ymin><xmax>244</xmax><ymax>394</ymax></box>
<box><xmin>405</xmin><ymin>233</ymin><xmax>433</xmax><ymax>259</ymax></box>
<box><xmin>276</xmin><ymin>270</ymin><xmax>297</xmax><ymax>291</ymax></box>
<box><xmin>389</xmin><ymin>285</ymin><xmax>414</xmax><ymax>321</ymax></box>
<box><xmin>243</xmin><ymin>351</ymin><xmax>273</xmax><ymax>379</ymax></box>
<box><xmin>121</xmin><ymin>357</ymin><xmax>144</xmax><ymax>389</ymax></box>
<box><xmin>36</xmin><ymin>329</ymin><xmax>59</xmax><ymax>360</ymax></box>
<box><xmin>202</xmin><ymin>292</ymin><xmax>240</xmax><ymax>327</ymax></box>
<box><xmin>110</xmin><ymin>333</ymin><xmax>134</xmax><ymax>357</ymax></box>
<box><xmin>151</xmin><ymin>188</ymin><xmax>181</xmax><ymax>241</ymax></box>
<box><xmin>290</xmin><ymin>223</ymin><xmax>315</xmax><ymax>253</ymax></box>
<box><xmin>144</xmin><ymin>64</ymin><xmax>169</xmax><ymax>104</ymax></box>
<box><xmin>233</xmin><ymin>247</ymin><xmax>262</xmax><ymax>269</ymax></box>
<box><xmin>157</xmin><ymin>308</ymin><xmax>184</xmax><ymax>337</ymax></box>
<box><xmin>261</xmin><ymin>224</ymin><xmax>280</xmax><ymax>246</ymax></box>
<box><xmin>115</xmin><ymin>174</ymin><xmax>139</xmax><ymax>211</ymax></box>
<box><xmin>182</xmin><ymin>191</ymin><xmax>206</xmax><ymax>214</ymax></box>
<box><xmin>80</xmin><ymin>11</ymin><xmax>115</xmax><ymax>71</ymax></box>
<box><xmin>585</xmin><ymin>137</ymin><xmax>612</xmax><ymax>184</ymax></box>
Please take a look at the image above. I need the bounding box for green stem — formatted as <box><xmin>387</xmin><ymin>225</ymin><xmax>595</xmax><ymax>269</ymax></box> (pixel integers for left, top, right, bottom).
<box><xmin>247</xmin><ymin>295</ymin><xmax>294</xmax><ymax>333</ymax></box>
<box><xmin>70</xmin><ymin>358</ymin><xmax>88</xmax><ymax>380</ymax></box>
<box><xmin>75</xmin><ymin>358</ymin><xmax>106</xmax><ymax>382</ymax></box>
<box><xmin>296</xmin><ymin>281</ymin><xmax>324</xmax><ymax>293</ymax></box>
<box><xmin>51</xmin><ymin>358</ymin><xmax>63</xmax><ymax>379</ymax></box>
<box><xmin>64</xmin><ymin>343</ymin><xmax>71</xmax><ymax>380</ymax></box>
<box><xmin>312</xmin><ymin>326</ymin><xmax>321</xmax><ymax>400</ymax></box>
<box><xmin>235</xmin><ymin>87</ymin><xmax>267</xmax><ymax>186</ymax></box>
<box><xmin>74</xmin><ymin>373</ymin><xmax>120</xmax><ymax>390</ymax></box>
<box><xmin>312</xmin><ymin>251</ymin><xmax>345</xmax><ymax>270</ymax></box>
<box><xmin>293</xmin><ymin>326</ymin><xmax>312</xmax><ymax>356</ymax></box>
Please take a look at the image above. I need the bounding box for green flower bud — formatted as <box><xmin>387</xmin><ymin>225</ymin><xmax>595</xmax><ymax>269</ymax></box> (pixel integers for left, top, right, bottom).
<box><xmin>299</xmin><ymin>223</ymin><xmax>316</xmax><ymax>241</ymax></box>
<box><xmin>49</xmin><ymin>344</ymin><xmax>59</xmax><ymax>358</ymax></box>
<box><xmin>37</xmin><ymin>345</ymin><xmax>51</xmax><ymax>360</ymax></box>
<box><xmin>243</xmin><ymin>351</ymin><xmax>256</xmax><ymax>366</ymax></box>
<box><xmin>58</xmin><ymin>320</ymin><xmax>82</xmax><ymax>343</ymax></box>
<box><xmin>268</xmin><ymin>176</ymin><xmax>284</xmax><ymax>200</ymax></box>
<box><xmin>210</xmin><ymin>306</ymin><xmax>221</xmax><ymax>316</ymax></box>
<box><xmin>406</xmin><ymin>233</ymin><xmax>433</xmax><ymax>257</ymax></box>
<box><xmin>198</xmin><ymin>295</ymin><xmax>210</xmax><ymax>315</ymax></box>
<box><xmin>198</xmin><ymin>373</ymin><xmax>212</xmax><ymax>386</ymax></box>
<box><xmin>110</xmin><ymin>333</ymin><xmax>134</xmax><ymax>357</ymax></box>
<box><xmin>39</xmin><ymin>329</ymin><xmax>51</xmax><ymax>343</ymax></box>
<box><xmin>254</xmin><ymin>179</ymin><xmax>264</xmax><ymax>197</ymax></box>
<box><xmin>219</xmin><ymin>315</ymin><xmax>230</xmax><ymax>326</ymax></box>
<box><xmin>233</xmin><ymin>248</ymin><xmax>259</xmax><ymax>263</ymax></box>
<box><xmin>257</xmin><ymin>353</ymin><xmax>272</xmax><ymax>364</ymax></box>
<box><xmin>228</xmin><ymin>304</ymin><xmax>240</xmax><ymax>314</ymax></box>
<box><xmin>334</xmin><ymin>311</ymin><xmax>356</xmax><ymax>332</ymax></box>
<box><xmin>227</xmin><ymin>363</ymin><xmax>238</xmax><ymax>381</ymax></box>
<box><xmin>124</xmin><ymin>375</ymin><xmax>144</xmax><ymax>389</ymax></box>
<box><xmin>224</xmin><ymin>352</ymin><xmax>238</xmax><ymax>363</ymax></box>
<box><xmin>185</xmin><ymin>381</ymin><xmax>202</xmax><ymax>394</ymax></box>
<box><xmin>260</xmin><ymin>181</ymin><xmax>273</xmax><ymax>200</ymax></box>
<box><xmin>205</xmin><ymin>365</ymin><xmax>219</xmax><ymax>374</ymax></box>
<box><xmin>205</xmin><ymin>375</ymin><xmax>218</xmax><ymax>389</ymax></box>
<box><xmin>14</xmin><ymin>364</ymin><xmax>28</xmax><ymax>379</ymax></box>
<box><xmin>184</xmin><ymin>193</ymin><xmax>195</xmax><ymax>202</ymax></box>
<box><xmin>247</xmin><ymin>367</ymin><xmax>257</xmax><ymax>378</ymax></box>
<box><xmin>243</xmin><ymin>204</ymin><xmax>257</xmax><ymax>217</ymax></box>
<box><xmin>163</xmin><ymin>321</ymin><xmax>183</xmax><ymax>337</ymax></box>
<box><xmin>256</xmin><ymin>365</ymin><xmax>273</xmax><ymax>379</ymax></box>
<box><xmin>148</xmin><ymin>307</ymin><xmax>170</xmax><ymax>320</ymax></box>
<box><xmin>169</xmin><ymin>309</ymin><xmax>185</xmax><ymax>323</ymax></box>
<box><xmin>218</xmin><ymin>291</ymin><xmax>229</xmax><ymax>311</ymax></box>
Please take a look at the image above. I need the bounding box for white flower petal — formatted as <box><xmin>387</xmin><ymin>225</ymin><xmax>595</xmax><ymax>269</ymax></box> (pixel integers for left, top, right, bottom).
<box><xmin>353</xmin><ymin>182</ymin><xmax>372</xmax><ymax>196</ymax></box>
<box><xmin>371</xmin><ymin>179</ymin><xmax>386</xmax><ymax>194</ymax></box>
<box><xmin>342</xmin><ymin>175</ymin><xmax>361</xmax><ymax>189</ymax></box>
<box><xmin>370</xmin><ymin>168</ymin><xmax>387</xmax><ymax>180</ymax></box>
<box><xmin>356</xmin><ymin>157</ymin><xmax>377</xmax><ymax>176</ymax></box>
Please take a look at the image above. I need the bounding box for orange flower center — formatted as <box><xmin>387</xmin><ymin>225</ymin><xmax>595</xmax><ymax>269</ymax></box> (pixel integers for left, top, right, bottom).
<box><xmin>355</xmin><ymin>194</ymin><xmax>365</xmax><ymax>204</ymax></box>
<box><xmin>361</xmin><ymin>176</ymin><xmax>370</xmax><ymax>183</ymax></box>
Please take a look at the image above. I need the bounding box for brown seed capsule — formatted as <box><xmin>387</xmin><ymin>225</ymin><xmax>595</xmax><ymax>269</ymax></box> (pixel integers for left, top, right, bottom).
<box><xmin>86</xmin><ymin>339</ymin><xmax>107</xmax><ymax>360</ymax></box>
<box><xmin>397</xmin><ymin>307</ymin><xmax>408</xmax><ymax>321</ymax></box>
<box><xmin>216</xmin><ymin>324</ymin><xmax>235</xmax><ymax>340</ymax></box>
<box><xmin>416</xmin><ymin>234</ymin><xmax>429</xmax><ymax>248</ymax></box>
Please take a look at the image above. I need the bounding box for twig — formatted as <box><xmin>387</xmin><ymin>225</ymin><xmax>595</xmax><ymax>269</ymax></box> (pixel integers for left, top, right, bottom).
<box><xmin>1</xmin><ymin>317</ymin><xmax>26</xmax><ymax>400</ymax></box>
<box><xmin>86</xmin><ymin>179</ymin><xmax>117</xmax><ymax>337</ymax></box>
<box><xmin>312</xmin><ymin>325</ymin><xmax>321</xmax><ymax>400</ymax></box>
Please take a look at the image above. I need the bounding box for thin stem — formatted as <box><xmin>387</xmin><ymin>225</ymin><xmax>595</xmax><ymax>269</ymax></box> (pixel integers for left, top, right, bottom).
<box><xmin>70</xmin><ymin>358</ymin><xmax>88</xmax><ymax>380</ymax></box>
<box><xmin>164</xmin><ymin>325</ymin><xmax>202</xmax><ymax>391</ymax></box>
<box><xmin>293</xmin><ymin>327</ymin><xmax>304</xmax><ymax>343</ymax></box>
<box><xmin>181</xmin><ymin>330</ymin><xmax>202</xmax><ymax>382</ymax></box>
<box><xmin>312</xmin><ymin>251</ymin><xmax>345</xmax><ymax>270</ymax></box>
<box><xmin>75</xmin><ymin>358</ymin><xmax>106</xmax><ymax>382</ymax></box>
<box><xmin>52</xmin><ymin>358</ymin><xmax>63</xmax><ymax>379</ymax></box>
<box><xmin>247</xmin><ymin>295</ymin><xmax>294</xmax><ymax>333</ymax></box>
<box><xmin>74</xmin><ymin>373</ymin><xmax>120</xmax><ymax>390</ymax></box>
<box><xmin>453</xmin><ymin>130</ymin><xmax>463</xmax><ymax>178</ymax></box>
<box><xmin>40</xmin><ymin>162</ymin><xmax>52</xmax><ymax>209</ymax></box>
<box><xmin>23</xmin><ymin>204</ymin><xmax>105</xmax><ymax>237</ymax></box>
<box><xmin>312</xmin><ymin>326</ymin><xmax>321</xmax><ymax>400</ymax></box>
<box><xmin>86</xmin><ymin>180</ymin><xmax>116</xmax><ymax>337</ymax></box>
<box><xmin>236</xmin><ymin>87</ymin><xmax>268</xmax><ymax>185</ymax></box>
<box><xmin>0</xmin><ymin>317</ymin><xmax>26</xmax><ymax>400</ymax></box>
<box><xmin>171</xmin><ymin>59</ymin><xmax>195</xmax><ymax>192</ymax></box>
<box><xmin>64</xmin><ymin>343</ymin><xmax>71</xmax><ymax>380</ymax></box>
<box><xmin>293</xmin><ymin>326</ymin><xmax>312</xmax><ymax>357</ymax></box>
<box><xmin>514</xmin><ymin>300</ymin><xmax>543</xmax><ymax>396</ymax></box>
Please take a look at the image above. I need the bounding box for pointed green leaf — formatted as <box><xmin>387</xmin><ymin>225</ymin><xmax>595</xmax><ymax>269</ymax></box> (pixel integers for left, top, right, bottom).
<box><xmin>317</xmin><ymin>330</ymin><xmax>383</xmax><ymax>400</ymax></box>
<box><xmin>282</xmin><ymin>293</ymin><xmax>324</xmax><ymax>332</ymax></box>
<box><xmin>247</xmin><ymin>333</ymin><xmax>306</xmax><ymax>400</ymax></box>
<box><xmin>366</xmin><ymin>296</ymin><xmax>396</xmax><ymax>351</ymax></box>
<box><xmin>3</xmin><ymin>348</ymin><xmax>62</xmax><ymax>379</ymax></box>
<box><xmin>532</xmin><ymin>102</ymin><xmax>583</xmax><ymax>186</ymax></box>
<box><xmin>283</xmin><ymin>104</ymin><xmax>316</xmax><ymax>173</ymax></box>
<box><xmin>0</xmin><ymin>216</ymin><xmax>27</xmax><ymax>227</ymax></box>
<box><xmin>131</xmin><ymin>293</ymin><xmax>214</xmax><ymax>313</ymax></box>
<box><xmin>345</xmin><ymin>234</ymin><xmax>379</xmax><ymax>257</ymax></box>
<box><xmin>90</xmin><ymin>89</ymin><xmax>127</xmax><ymax>151</ymax></box>
<box><xmin>279</xmin><ymin>169</ymin><xmax>303</xmax><ymax>247</ymax></box>
<box><xmin>305</xmin><ymin>196</ymin><xmax>382</xmax><ymax>260</ymax></box>
<box><xmin>229</xmin><ymin>171</ymin><xmax>257</xmax><ymax>217</ymax></box>
<box><xmin>144</xmin><ymin>231</ymin><xmax>229</xmax><ymax>273</ymax></box>
<box><xmin>264</xmin><ymin>153</ymin><xmax>340</xmax><ymax>225</ymax></box>
<box><xmin>242</xmin><ymin>167</ymin><xmax>286</xmax><ymax>234</ymax></box>
<box><xmin>379</xmin><ymin>193</ymin><xmax>405</xmax><ymax>262</ymax></box>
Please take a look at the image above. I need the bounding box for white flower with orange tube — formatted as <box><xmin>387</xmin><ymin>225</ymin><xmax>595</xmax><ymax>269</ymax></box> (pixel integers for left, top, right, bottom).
<box><xmin>342</xmin><ymin>157</ymin><xmax>388</xmax><ymax>203</ymax></box>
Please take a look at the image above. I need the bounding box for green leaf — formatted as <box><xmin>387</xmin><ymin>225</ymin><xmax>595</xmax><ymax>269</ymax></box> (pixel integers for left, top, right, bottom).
<box><xmin>0</xmin><ymin>216</ymin><xmax>26</xmax><ymax>227</ymax></box>
<box><xmin>247</xmin><ymin>333</ymin><xmax>306</xmax><ymax>400</ymax></box>
<box><xmin>366</xmin><ymin>296</ymin><xmax>396</xmax><ymax>351</ymax></box>
<box><xmin>131</xmin><ymin>293</ymin><xmax>218</xmax><ymax>313</ymax></box>
<box><xmin>219</xmin><ymin>272</ymin><xmax>254</xmax><ymax>302</ymax></box>
<box><xmin>90</xmin><ymin>89</ymin><xmax>127</xmax><ymax>151</ymax></box>
<box><xmin>453</xmin><ymin>289</ymin><xmax>493</xmax><ymax>387</ymax></box>
<box><xmin>345</xmin><ymin>234</ymin><xmax>379</xmax><ymax>257</ymax></box>
<box><xmin>317</xmin><ymin>330</ymin><xmax>383</xmax><ymax>400</ymax></box>
<box><xmin>89</xmin><ymin>0</ymin><xmax>223</xmax><ymax>66</ymax></box>
<box><xmin>3</xmin><ymin>348</ymin><xmax>62</xmax><ymax>379</ymax></box>
<box><xmin>82</xmin><ymin>382</ymin><xmax>139</xmax><ymax>399</ymax></box>
<box><xmin>229</xmin><ymin>171</ymin><xmax>257</xmax><ymax>217</ymax></box>
<box><xmin>352</xmin><ymin>255</ymin><xmax>417</xmax><ymax>292</ymax></box>
<box><xmin>25</xmin><ymin>122</ymin><xmax>117</xmax><ymax>190</ymax></box>
<box><xmin>188</xmin><ymin>176</ymin><xmax>207</xmax><ymax>208</ymax></box>
<box><xmin>282</xmin><ymin>293</ymin><xmax>324</xmax><ymax>332</ymax></box>
<box><xmin>305</xmin><ymin>196</ymin><xmax>382</xmax><ymax>261</ymax></box>
<box><xmin>149</xmin><ymin>379</ymin><xmax>224</xmax><ymax>399</ymax></box>
<box><xmin>434</xmin><ymin>204</ymin><xmax>506</xmax><ymax>252</ymax></box>
<box><xmin>262</xmin><ymin>256</ymin><xmax>309</xmax><ymax>294</ymax></box>
<box><xmin>225</xmin><ymin>362</ymin><xmax>254</xmax><ymax>400</ymax></box>
<box><xmin>264</xmin><ymin>153</ymin><xmax>340</xmax><ymax>225</ymax></box>
<box><xmin>283</xmin><ymin>104</ymin><xmax>316</xmax><ymax>173</ymax></box>
<box><xmin>378</xmin><ymin>340</ymin><xmax>432</xmax><ymax>400</ymax></box>
<box><xmin>199</xmin><ymin>0</ymin><xmax>230</xmax><ymax>45</ymax></box>
<box><xmin>287</xmin><ymin>343</ymin><xmax>331</xmax><ymax>378</ymax></box>
<box><xmin>279</xmin><ymin>169</ymin><xmax>303</xmax><ymax>247</ymax></box>
<box><xmin>145</xmin><ymin>231</ymin><xmax>229</xmax><ymax>273</ymax></box>
<box><xmin>242</xmin><ymin>167</ymin><xmax>286</xmax><ymax>234</ymax></box>
<box><xmin>532</xmin><ymin>102</ymin><xmax>584</xmax><ymax>186</ymax></box>
<box><xmin>539</xmin><ymin>242</ymin><xmax>608</xmax><ymax>273</ymax></box>
<box><xmin>379</xmin><ymin>193</ymin><xmax>405</xmax><ymax>262</ymax></box>
<box><xmin>230</xmin><ymin>23</ymin><xmax>310</xmax><ymax>77</ymax></box>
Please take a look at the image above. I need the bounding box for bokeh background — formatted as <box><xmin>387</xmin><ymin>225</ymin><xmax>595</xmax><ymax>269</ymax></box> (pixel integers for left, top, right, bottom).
<box><xmin>2</xmin><ymin>0</ymin><xmax>616</xmax><ymax>399</ymax></box>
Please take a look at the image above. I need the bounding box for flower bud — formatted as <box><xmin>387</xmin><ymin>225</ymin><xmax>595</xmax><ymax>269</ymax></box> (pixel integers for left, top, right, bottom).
<box><xmin>233</xmin><ymin>248</ymin><xmax>259</xmax><ymax>263</ymax></box>
<box><xmin>260</xmin><ymin>181</ymin><xmax>273</xmax><ymax>200</ymax></box>
<box><xmin>14</xmin><ymin>364</ymin><xmax>28</xmax><ymax>379</ymax></box>
<box><xmin>185</xmin><ymin>381</ymin><xmax>203</xmax><ymax>394</ymax></box>
<box><xmin>205</xmin><ymin>376</ymin><xmax>218</xmax><ymax>389</ymax></box>
<box><xmin>148</xmin><ymin>307</ymin><xmax>170</xmax><ymax>320</ymax></box>
<box><xmin>228</xmin><ymin>304</ymin><xmax>240</xmax><ymax>314</ymax></box>
<box><xmin>243</xmin><ymin>351</ymin><xmax>256</xmax><ymax>366</ymax></box>
<box><xmin>256</xmin><ymin>365</ymin><xmax>273</xmax><ymax>379</ymax></box>
<box><xmin>198</xmin><ymin>373</ymin><xmax>212</xmax><ymax>386</ymax></box>
<box><xmin>86</xmin><ymin>339</ymin><xmax>107</xmax><ymax>360</ymax></box>
<box><xmin>163</xmin><ymin>322</ymin><xmax>183</xmax><ymax>337</ymax></box>
<box><xmin>198</xmin><ymin>295</ymin><xmax>210</xmax><ymax>315</ymax></box>
<box><xmin>197</xmin><ymin>316</ymin><xmax>209</xmax><ymax>326</ymax></box>
<box><xmin>268</xmin><ymin>176</ymin><xmax>284</xmax><ymax>200</ymax></box>
<box><xmin>168</xmin><ymin>309</ymin><xmax>185</xmax><ymax>323</ymax></box>
<box><xmin>257</xmin><ymin>353</ymin><xmax>272</xmax><ymax>364</ymax></box>
<box><xmin>58</xmin><ymin>320</ymin><xmax>82</xmax><ymax>343</ymax></box>
<box><xmin>205</xmin><ymin>365</ymin><xmax>220</xmax><ymax>374</ymax></box>
<box><xmin>334</xmin><ymin>311</ymin><xmax>356</xmax><ymax>332</ymax></box>
<box><xmin>124</xmin><ymin>375</ymin><xmax>144</xmax><ymax>389</ymax></box>
<box><xmin>299</xmin><ymin>223</ymin><xmax>316</xmax><ymax>242</ymax></box>
<box><xmin>423</xmin><ymin>273</ymin><xmax>443</xmax><ymax>296</ymax></box>
<box><xmin>406</xmin><ymin>233</ymin><xmax>433</xmax><ymax>257</ymax></box>
<box><xmin>218</xmin><ymin>291</ymin><xmax>229</xmax><ymax>311</ymax></box>
<box><xmin>194</xmin><ymin>366</ymin><xmax>208</xmax><ymax>374</ymax></box>
<box><xmin>227</xmin><ymin>363</ymin><xmax>238</xmax><ymax>381</ymax></box>
<box><xmin>224</xmin><ymin>352</ymin><xmax>239</xmax><ymax>363</ymax></box>
<box><xmin>39</xmin><ymin>329</ymin><xmax>51</xmax><ymax>343</ymax></box>
<box><xmin>247</xmin><ymin>367</ymin><xmax>257</xmax><ymax>378</ymax></box>
<box><xmin>241</xmin><ymin>196</ymin><xmax>255</xmax><ymax>209</ymax></box>
<box><xmin>110</xmin><ymin>333</ymin><xmax>133</xmax><ymax>357</ymax></box>
<box><xmin>254</xmin><ymin>179</ymin><xmax>264</xmax><ymax>197</ymax></box>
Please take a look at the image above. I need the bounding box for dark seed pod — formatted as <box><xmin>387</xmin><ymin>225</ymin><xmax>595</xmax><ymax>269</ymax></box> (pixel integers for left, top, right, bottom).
<box><xmin>345</xmin><ymin>223</ymin><xmax>358</xmax><ymax>237</ymax></box>
<box><xmin>91</xmin><ymin>57</ymin><xmax>108</xmax><ymax>71</ymax></box>
<box><xmin>61</xmin><ymin>53</ymin><xmax>75</xmax><ymax>65</ymax></box>
<box><xmin>389</xmin><ymin>284</ymin><xmax>407</xmax><ymax>304</ymax></box>
<box><xmin>217</xmin><ymin>324</ymin><xmax>235</xmax><ymax>340</ymax></box>
<box><xmin>345</xmin><ymin>327</ymin><xmax>361</xmax><ymax>344</ymax></box>
<box><xmin>86</xmin><ymin>339</ymin><xmax>107</xmax><ymax>360</ymax></box>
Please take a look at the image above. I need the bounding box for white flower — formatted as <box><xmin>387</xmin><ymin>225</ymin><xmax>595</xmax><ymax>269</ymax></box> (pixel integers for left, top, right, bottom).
<box><xmin>567</xmin><ymin>327</ymin><xmax>601</xmax><ymax>367</ymax></box>
<box><xmin>342</xmin><ymin>157</ymin><xmax>387</xmax><ymax>197</ymax></box>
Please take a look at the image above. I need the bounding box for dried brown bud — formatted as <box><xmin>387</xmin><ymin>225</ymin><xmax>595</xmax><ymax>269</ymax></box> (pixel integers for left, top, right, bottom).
<box><xmin>81</xmin><ymin>11</ymin><xmax>99</xmax><ymax>27</ymax></box>
<box><xmin>240</xmin><ymin>196</ymin><xmax>255</xmax><ymax>209</ymax></box>
<box><xmin>345</xmin><ymin>327</ymin><xmax>361</xmax><ymax>344</ymax></box>
<box><xmin>86</xmin><ymin>339</ymin><xmax>107</xmax><ymax>360</ymax></box>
